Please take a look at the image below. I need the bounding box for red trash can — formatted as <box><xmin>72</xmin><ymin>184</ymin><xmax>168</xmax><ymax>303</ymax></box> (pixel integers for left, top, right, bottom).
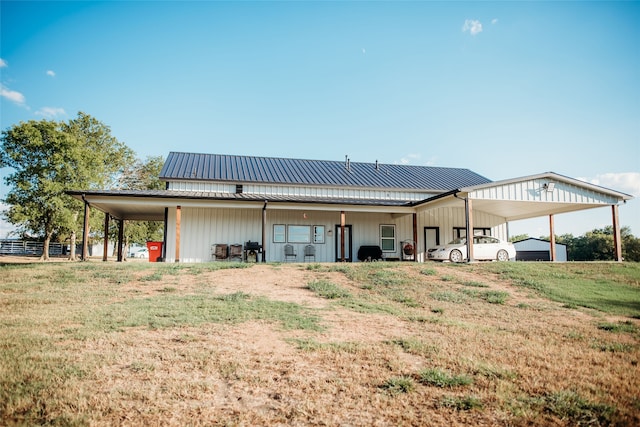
<box><xmin>146</xmin><ymin>241</ymin><xmax>163</xmax><ymax>262</ymax></box>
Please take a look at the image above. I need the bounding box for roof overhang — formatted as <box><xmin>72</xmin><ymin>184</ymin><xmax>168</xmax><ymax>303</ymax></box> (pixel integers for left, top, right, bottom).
<box><xmin>67</xmin><ymin>190</ymin><xmax>416</xmax><ymax>220</ymax></box>
<box><xmin>412</xmin><ymin>172</ymin><xmax>633</xmax><ymax>221</ymax></box>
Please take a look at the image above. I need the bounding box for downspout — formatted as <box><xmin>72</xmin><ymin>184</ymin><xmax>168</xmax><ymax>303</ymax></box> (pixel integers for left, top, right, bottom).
<box><xmin>262</xmin><ymin>201</ymin><xmax>267</xmax><ymax>262</ymax></box>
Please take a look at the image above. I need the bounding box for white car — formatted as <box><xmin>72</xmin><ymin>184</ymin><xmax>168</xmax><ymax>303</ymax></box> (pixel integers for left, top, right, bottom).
<box><xmin>427</xmin><ymin>235</ymin><xmax>515</xmax><ymax>263</ymax></box>
<box><xmin>130</xmin><ymin>248</ymin><xmax>149</xmax><ymax>259</ymax></box>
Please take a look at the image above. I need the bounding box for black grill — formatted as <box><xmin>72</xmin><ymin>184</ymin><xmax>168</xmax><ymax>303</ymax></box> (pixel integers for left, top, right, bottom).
<box><xmin>244</xmin><ymin>241</ymin><xmax>262</xmax><ymax>251</ymax></box>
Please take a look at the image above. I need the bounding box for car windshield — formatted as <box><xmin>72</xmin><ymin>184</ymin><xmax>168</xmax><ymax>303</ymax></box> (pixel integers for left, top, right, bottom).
<box><xmin>448</xmin><ymin>237</ymin><xmax>466</xmax><ymax>245</ymax></box>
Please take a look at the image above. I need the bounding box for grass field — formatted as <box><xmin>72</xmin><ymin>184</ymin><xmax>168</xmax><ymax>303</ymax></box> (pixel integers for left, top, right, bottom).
<box><xmin>1</xmin><ymin>260</ymin><xmax>639</xmax><ymax>426</ymax></box>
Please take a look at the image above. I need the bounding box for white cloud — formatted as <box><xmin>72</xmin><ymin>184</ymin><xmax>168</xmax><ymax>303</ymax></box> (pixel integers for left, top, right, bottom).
<box><xmin>462</xmin><ymin>19</ymin><xmax>483</xmax><ymax>36</ymax></box>
<box><xmin>35</xmin><ymin>107</ymin><xmax>66</xmax><ymax>119</ymax></box>
<box><xmin>395</xmin><ymin>153</ymin><xmax>421</xmax><ymax>165</ymax></box>
<box><xmin>0</xmin><ymin>58</ymin><xmax>7</xmax><ymax>68</ymax></box>
<box><xmin>579</xmin><ymin>172</ymin><xmax>640</xmax><ymax>197</ymax></box>
<box><xmin>0</xmin><ymin>84</ymin><xmax>26</xmax><ymax>105</ymax></box>
<box><xmin>491</xmin><ymin>18</ymin><xmax>498</xmax><ymax>25</ymax></box>
<box><xmin>46</xmin><ymin>70</ymin><xmax>56</xmax><ymax>77</ymax></box>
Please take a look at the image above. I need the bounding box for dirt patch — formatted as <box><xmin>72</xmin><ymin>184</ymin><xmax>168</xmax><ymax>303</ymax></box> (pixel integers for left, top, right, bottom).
<box><xmin>2</xmin><ymin>262</ymin><xmax>639</xmax><ymax>426</ymax></box>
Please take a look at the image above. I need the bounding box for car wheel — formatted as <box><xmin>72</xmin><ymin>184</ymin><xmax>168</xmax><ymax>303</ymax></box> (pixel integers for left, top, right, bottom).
<box><xmin>497</xmin><ymin>249</ymin><xmax>509</xmax><ymax>261</ymax></box>
<box><xmin>449</xmin><ymin>249</ymin><xmax>464</xmax><ymax>263</ymax></box>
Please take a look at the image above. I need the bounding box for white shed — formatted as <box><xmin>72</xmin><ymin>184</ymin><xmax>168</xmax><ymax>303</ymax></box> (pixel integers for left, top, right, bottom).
<box><xmin>513</xmin><ymin>238</ymin><xmax>567</xmax><ymax>262</ymax></box>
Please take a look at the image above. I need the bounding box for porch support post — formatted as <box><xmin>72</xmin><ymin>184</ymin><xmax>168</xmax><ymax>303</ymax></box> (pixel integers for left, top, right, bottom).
<box><xmin>117</xmin><ymin>219</ymin><xmax>124</xmax><ymax>262</ymax></box>
<box><xmin>340</xmin><ymin>210</ymin><xmax>346</xmax><ymax>262</ymax></box>
<box><xmin>175</xmin><ymin>205</ymin><xmax>181</xmax><ymax>263</ymax></box>
<box><xmin>82</xmin><ymin>198</ymin><xmax>90</xmax><ymax>261</ymax></box>
<box><xmin>465</xmin><ymin>198</ymin><xmax>474</xmax><ymax>262</ymax></box>
<box><xmin>612</xmin><ymin>205</ymin><xmax>622</xmax><ymax>262</ymax></box>
<box><xmin>162</xmin><ymin>208</ymin><xmax>168</xmax><ymax>261</ymax></box>
<box><xmin>549</xmin><ymin>214</ymin><xmax>556</xmax><ymax>262</ymax></box>
<box><xmin>262</xmin><ymin>201</ymin><xmax>267</xmax><ymax>262</ymax></box>
<box><xmin>102</xmin><ymin>213</ymin><xmax>109</xmax><ymax>262</ymax></box>
<box><xmin>412</xmin><ymin>212</ymin><xmax>418</xmax><ymax>262</ymax></box>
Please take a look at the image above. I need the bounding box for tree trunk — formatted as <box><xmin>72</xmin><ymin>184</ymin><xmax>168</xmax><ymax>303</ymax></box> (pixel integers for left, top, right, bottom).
<box><xmin>69</xmin><ymin>230</ymin><xmax>78</xmax><ymax>261</ymax></box>
<box><xmin>40</xmin><ymin>231</ymin><xmax>53</xmax><ymax>261</ymax></box>
<box><xmin>123</xmin><ymin>235</ymin><xmax>129</xmax><ymax>261</ymax></box>
<box><xmin>69</xmin><ymin>212</ymin><xmax>79</xmax><ymax>261</ymax></box>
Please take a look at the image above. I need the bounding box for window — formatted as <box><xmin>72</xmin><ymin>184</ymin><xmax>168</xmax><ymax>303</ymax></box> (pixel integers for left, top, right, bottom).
<box><xmin>380</xmin><ymin>225</ymin><xmax>396</xmax><ymax>252</ymax></box>
<box><xmin>313</xmin><ymin>225</ymin><xmax>325</xmax><ymax>244</ymax></box>
<box><xmin>273</xmin><ymin>224</ymin><xmax>286</xmax><ymax>243</ymax></box>
<box><xmin>454</xmin><ymin>227</ymin><xmax>491</xmax><ymax>239</ymax></box>
<box><xmin>288</xmin><ymin>225</ymin><xmax>311</xmax><ymax>243</ymax></box>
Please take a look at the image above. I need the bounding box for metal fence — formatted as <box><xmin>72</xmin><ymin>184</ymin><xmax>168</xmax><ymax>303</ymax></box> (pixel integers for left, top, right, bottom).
<box><xmin>0</xmin><ymin>240</ymin><xmax>80</xmax><ymax>256</ymax></box>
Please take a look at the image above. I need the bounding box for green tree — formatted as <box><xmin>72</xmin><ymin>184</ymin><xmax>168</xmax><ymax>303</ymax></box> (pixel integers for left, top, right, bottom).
<box><xmin>0</xmin><ymin>113</ymin><xmax>134</xmax><ymax>260</ymax></box>
<box><xmin>554</xmin><ymin>226</ymin><xmax>639</xmax><ymax>262</ymax></box>
<box><xmin>509</xmin><ymin>234</ymin><xmax>530</xmax><ymax>243</ymax></box>
<box><xmin>120</xmin><ymin>155</ymin><xmax>165</xmax><ymax>191</ymax></box>
<box><xmin>622</xmin><ymin>228</ymin><xmax>640</xmax><ymax>262</ymax></box>
<box><xmin>118</xmin><ymin>156</ymin><xmax>165</xmax><ymax>257</ymax></box>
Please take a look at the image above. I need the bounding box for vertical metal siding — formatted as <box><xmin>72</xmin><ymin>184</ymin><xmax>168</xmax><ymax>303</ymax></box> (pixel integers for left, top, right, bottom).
<box><xmin>166</xmin><ymin>181</ymin><xmax>436</xmax><ymax>201</ymax></box>
<box><xmin>469</xmin><ymin>179</ymin><xmax>619</xmax><ymax>205</ymax></box>
<box><xmin>179</xmin><ymin>207</ymin><xmax>263</xmax><ymax>263</ymax></box>
<box><xmin>164</xmin><ymin>204</ymin><xmax>509</xmax><ymax>263</ymax></box>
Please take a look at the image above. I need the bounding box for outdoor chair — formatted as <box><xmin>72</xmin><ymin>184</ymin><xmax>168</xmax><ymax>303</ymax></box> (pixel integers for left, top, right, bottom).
<box><xmin>304</xmin><ymin>244</ymin><xmax>315</xmax><ymax>262</ymax></box>
<box><xmin>284</xmin><ymin>244</ymin><xmax>297</xmax><ymax>262</ymax></box>
<box><xmin>212</xmin><ymin>244</ymin><xmax>228</xmax><ymax>261</ymax></box>
<box><xmin>229</xmin><ymin>244</ymin><xmax>243</xmax><ymax>262</ymax></box>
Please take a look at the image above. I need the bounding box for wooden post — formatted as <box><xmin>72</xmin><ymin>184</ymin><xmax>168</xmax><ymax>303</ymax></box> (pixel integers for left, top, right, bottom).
<box><xmin>340</xmin><ymin>210</ymin><xmax>346</xmax><ymax>262</ymax></box>
<box><xmin>117</xmin><ymin>219</ymin><xmax>124</xmax><ymax>262</ymax></box>
<box><xmin>549</xmin><ymin>214</ymin><xmax>556</xmax><ymax>262</ymax></box>
<box><xmin>82</xmin><ymin>199</ymin><xmax>90</xmax><ymax>261</ymax></box>
<box><xmin>262</xmin><ymin>201</ymin><xmax>267</xmax><ymax>262</ymax></box>
<box><xmin>612</xmin><ymin>205</ymin><xmax>622</xmax><ymax>262</ymax></box>
<box><xmin>103</xmin><ymin>214</ymin><xmax>109</xmax><ymax>261</ymax></box>
<box><xmin>162</xmin><ymin>208</ymin><xmax>168</xmax><ymax>261</ymax></box>
<box><xmin>465</xmin><ymin>198</ymin><xmax>474</xmax><ymax>262</ymax></box>
<box><xmin>175</xmin><ymin>206</ymin><xmax>181</xmax><ymax>263</ymax></box>
<box><xmin>412</xmin><ymin>213</ymin><xmax>418</xmax><ymax>262</ymax></box>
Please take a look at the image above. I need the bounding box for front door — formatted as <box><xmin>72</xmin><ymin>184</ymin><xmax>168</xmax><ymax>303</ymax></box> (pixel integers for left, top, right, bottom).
<box><xmin>335</xmin><ymin>224</ymin><xmax>353</xmax><ymax>262</ymax></box>
<box><xmin>424</xmin><ymin>227</ymin><xmax>440</xmax><ymax>260</ymax></box>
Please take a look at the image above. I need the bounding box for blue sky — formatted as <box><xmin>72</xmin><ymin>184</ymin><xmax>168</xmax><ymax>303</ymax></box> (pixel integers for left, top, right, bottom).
<box><xmin>1</xmin><ymin>1</ymin><xmax>639</xmax><ymax>239</ymax></box>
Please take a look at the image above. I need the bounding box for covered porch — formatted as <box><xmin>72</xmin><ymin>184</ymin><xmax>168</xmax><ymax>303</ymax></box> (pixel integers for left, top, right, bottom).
<box><xmin>69</xmin><ymin>172</ymin><xmax>632</xmax><ymax>263</ymax></box>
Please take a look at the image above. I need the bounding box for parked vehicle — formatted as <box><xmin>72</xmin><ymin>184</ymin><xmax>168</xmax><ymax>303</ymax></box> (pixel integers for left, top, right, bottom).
<box><xmin>130</xmin><ymin>248</ymin><xmax>149</xmax><ymax>259</ymax></box>
<box><xmin>427</xmin><ymin>235</ymin><xmax>515</xmax><ymax>262</ymax></box>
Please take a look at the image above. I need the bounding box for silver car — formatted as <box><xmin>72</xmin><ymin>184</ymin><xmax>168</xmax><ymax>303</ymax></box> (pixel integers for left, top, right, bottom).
<box><xmin>427</xmin><ymin>235</ymin><xmax>515</xmax><ymax>263</ymax></box>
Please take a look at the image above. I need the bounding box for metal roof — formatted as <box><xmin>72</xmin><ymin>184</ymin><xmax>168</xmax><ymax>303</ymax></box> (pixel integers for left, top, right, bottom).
<box><xmin>159</xmin><ymin>152</ymin><xmax>492</xmax><ymax>191</ymax></box>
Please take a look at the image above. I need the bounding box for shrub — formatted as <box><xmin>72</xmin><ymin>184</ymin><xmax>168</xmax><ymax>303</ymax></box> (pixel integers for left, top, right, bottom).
<box><xmin>380</xmin><ymin>376</ymin><xmax>415</xmax><ymax>395</ymax></box>
<box><xmin>307</xmin><ymin>280</ymin><xmax>351</xmax><ymax>299</ymax></box>
<box><xmin>419</xmin><ymin>368</ymin><xmax>473</xmax><ymax>388</ymax></box>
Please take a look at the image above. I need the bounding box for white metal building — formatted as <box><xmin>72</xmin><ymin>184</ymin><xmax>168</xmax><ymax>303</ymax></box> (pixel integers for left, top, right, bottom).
<box><xmin>69</xmin><ymin>152</ymin><xmax>633</xmax><ymax>263</ymax></box>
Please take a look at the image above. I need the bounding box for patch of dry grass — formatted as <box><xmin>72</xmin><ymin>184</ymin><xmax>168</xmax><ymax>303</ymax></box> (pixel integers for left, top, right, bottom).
<box><xmin>1</xmin><ymin>260</ymin><xmax>639</xmax><ymax>426</ymax></box>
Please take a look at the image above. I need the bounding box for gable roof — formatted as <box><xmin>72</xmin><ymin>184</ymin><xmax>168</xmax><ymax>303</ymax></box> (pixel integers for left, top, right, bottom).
<box><xmin>159</xmin><ymin>152</ymin><xmax>492</xmax><ymax>191</ymax></box>
<box><xmin>460</xmin><ymin>172</ymin><xmax>633</xmax><ymax>200</ymax></box>
<box><xmin>512</xmin><ymin>237</ymin><xmax>567</xmax><ymax>247</ymax></box>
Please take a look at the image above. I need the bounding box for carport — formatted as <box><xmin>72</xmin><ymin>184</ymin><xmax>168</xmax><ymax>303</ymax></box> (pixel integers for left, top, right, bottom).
<box><xmin>413</xmin><ymin>172</ymin><xmax>633</xmax><ymax>262</ymax></box>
